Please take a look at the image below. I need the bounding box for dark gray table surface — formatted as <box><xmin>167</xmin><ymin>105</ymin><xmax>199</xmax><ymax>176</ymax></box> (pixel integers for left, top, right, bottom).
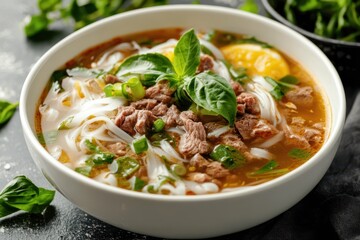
<box><xmin>0</xmin><ymin>1</ymin><xmax>358</xmax><ymax>239</ymax></box>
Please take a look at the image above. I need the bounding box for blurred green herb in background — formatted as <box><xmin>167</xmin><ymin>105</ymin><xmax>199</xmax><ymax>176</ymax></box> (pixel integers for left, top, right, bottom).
<box><xmin>0</xmin><ymin>100</ymin><xmax>18</xmax><ymax>126</ymax></box>
<box><xmin>284</xmin><ymin>0</ymin><xmax>360</xmax><ymax>42</ymax></box>
<box><xmin>24</xmin><ymin>0</ymin><xmax>259</xmax><ymax>38</ymax></box>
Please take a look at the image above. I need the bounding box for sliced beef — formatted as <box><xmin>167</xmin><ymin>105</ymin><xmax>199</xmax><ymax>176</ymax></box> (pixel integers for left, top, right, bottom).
<box><xmin>206</xmin><ymin>162</ymin><xmax>230</xmax><ymax>178</ymax></box>
<box><xmin>164</xmin><ymin>105</ymin><xmax>181</xmax><ymax>129</ymax></box>
<box><xmin>107</xmin><ymin>141</ymin><xmax>128</xmax><ymax>156</ymax></box>
<box><xmin>231</xmin><ymin>81</ymin><xmax>244</xmax><ymax>96</ymax></box>
<box><xmin>115</xmin><ymin>106</ymin><xmax>156</xmax><ymax>135</ymax></box>
<box><xmin>285</xmin><ymin>86</ymin><xmax>314</xmax><ymax>107</ymax></box>
<box><xmin>104</xmin><ymin>74</ymin><xmax>120</xmax><ymax>84</ymax></box>
<box><xmin>219</xmin><ymin>132</ymin><xmax>255</xmax><ymax>161</ymax></box>
<box><xmin>134</xmin><ymin>110</ymin><xmax>157</xmax><ymax>135</ymax></box>
<box><xmin>151</xmin><ymin>103</ymin><xmax>168</xmax><ymax>116</ymax></box>
<box><xmin>291</xmin><ymin>117</ymin><xmax>305</xmax><ymax>126</ymax></box>
<box><xmin>179</xmin><ymin>110</ymin><xmax>198</xmax><ymax>123</ymax></box>
<box><xmin>189</xmin><ymin>154</ymin><xmax>230</xmax><ymax>179</ymax></box>
<box><xmin>235</xmin><ymin>114</ymin><xmax>278</xmax><ymax>140</ymax></box>
<box><xmin>115</xmin><ymin>106</ymin><xmax>138</xmax><ymax>135</ymax></box>
<box><xmin>283</xmin><ymin>125</ymin><xmax>311</xmax><ymax>149</ymax></box>
<box><xmin>178</xmin><ymin>115</ymin><xmax>210</xmax><ymax>157</ymax></box>
<box><xmin>130</xmin><ymin>99</ymin><xmax>157</xmax><ymax>110</ymax></box>
<box><xmin>145</xmin><ymin>81</ymin><xmax>174</xmax><ymax>104</ymax></box>
<box><xmin>197</xmin><ymin>55</ymin><xmax>214</xmax><ymax>73</ymax></box>
<box><xmin>304</xmin><ymin>127</ymin><xmax>322</xmax><ymax>145</ymax></box>
<box><xmin>236</xmin><ymin>92</ymin><xmax>260</xmax><ymax>115</ymax></box>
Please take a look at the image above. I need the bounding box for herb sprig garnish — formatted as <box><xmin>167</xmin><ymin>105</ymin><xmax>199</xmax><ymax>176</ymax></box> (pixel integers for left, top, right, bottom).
<box><xmin>114</xmin><ymin>29</ymin><xmax>237</xmax><ymax>126</ymax></box>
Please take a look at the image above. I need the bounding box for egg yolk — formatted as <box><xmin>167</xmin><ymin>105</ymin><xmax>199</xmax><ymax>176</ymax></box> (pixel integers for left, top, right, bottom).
<box><xmin>221</xmin><ymin>44</ymin><xmax>290</xmax><ymax>79</ymax></box>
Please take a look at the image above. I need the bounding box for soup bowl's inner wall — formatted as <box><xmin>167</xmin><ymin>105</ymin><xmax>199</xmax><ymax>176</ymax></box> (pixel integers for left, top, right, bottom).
<box><xmin>21</xmin><ymin>6</ymin><xmax>345</xmax><ymax>239</ymax></box>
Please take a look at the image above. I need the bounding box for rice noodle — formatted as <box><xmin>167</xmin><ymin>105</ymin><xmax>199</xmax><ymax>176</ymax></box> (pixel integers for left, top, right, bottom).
<box><xmin>94</xmin><ymin>172</ymin><xmax>118</xmax><ymax>186</ymax></box>
<box><xmin>159</xmin><ymin>140</ymin><xmax>188</xmax><ymax>162</ymax></box>
<box><xmin>199</xmin><ymin>39</ymin><xmax>224</xmax><ymax>60</ymax></box>
<box><xmin>250</xmin><ymin>148</ymin><xmax>274</xmax><ymax>160</ymax></box>
<box><xmin>166</xmin><ymin>127</ymin><xmax>186</xmax><ymax>135</ymax></box>
<box><xmin>247</xmin><ymin>81</ymin><xmax>282</xmax><ymax>126</ymax></box>
<box><xmin>258</xmin><ymin>132</ymin><xmax>284</xmax><ymax>148</ymax></box>
<box><xmin>207</xmin><ymin>126</ymin><xmax>230</xmax><ymax>138</ymax></box>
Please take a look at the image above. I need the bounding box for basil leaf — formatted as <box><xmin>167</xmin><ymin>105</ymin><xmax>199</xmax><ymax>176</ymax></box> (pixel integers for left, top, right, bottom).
<box><xmin>24</xmin><ymin>14</ymin><xmax>50</xmax><ymax>37</ymax></box>
<box><xmin>173</xmin><ymin>29</ymin><xmax>201</xmax><ymax>78</ymax></box>
<box><xmin>184</xmin><ymin>71</ymin><xmax>237</xmax><ymax>126</ymax></box>
<box><xmin>116</xmin><ymin>53</ymin><xmax>175</xmax><ymax>86</ymax></box>
<box><xmin>0</xmin><ymin>176</ymin><xmax>55</xmax><ymax>217</ymax></box>
<box><xmin>0</xmin><ymin>100</ymin><xmax>18</xmax><ymax>126</ymax></box>
<box><xmin>38</xmin><ymin>0</ymin><xmax>61</xmax><ymax>12</ymax></box>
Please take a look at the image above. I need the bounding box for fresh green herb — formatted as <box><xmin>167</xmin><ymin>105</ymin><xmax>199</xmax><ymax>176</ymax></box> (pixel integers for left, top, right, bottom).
<box><xmin>152</xmin><ymin>118</ymin><xmax>165</xmax><ymax>132</ymax></box>
<box><xmin>67</xmin><ymin>67</ymin><xmax>105</xmax><ymax>78</ymax></box>
<box><xmin>210</xmin><ymin>144</ymin><xmax>246</xmax><ymax>170</ymax></box>
<box><xmin>185</xmin><ymin>72</ymin><xmax>237</xmax><ymax>125</ymax></box>
<box><xmin>239</xmin><ymin>0</ymin><xmax>259</xmax><ymax>14</ymax></box>
<box><xmin>37</xmin><ymin>131</ymin><xmax>58</xmax><ymax>145</ymax></box>
<box><xmin>75</xmin><ymin>166</ymin><xmax>93</xmax><ymax>177</ymax></box>
<box><xmin>149</xmin><ymin>132</ymin><xmax>174</xmax><ymax>147</ymax></box>
<box><xmin>227</xmin><ymin>64</ymin><xmax>250</xmax><ymax>83</ymax></box>
<box><xmin>0</xmin><ymin>176</ymin><xmax>55</xmax><ymax>218</ymax></box>
<box><xmin>84</xmin><ymin>139</ymin><xmax>115</xmax><ymax>166</ymax></box>
<box><xmin>133</xmin><ymin>177</ymin><xmax>146</xmax><ymax>191</ymax></box>
<box><xmin>123</xmin><ymin>76</ymin><xmax>146</xmax><ymax>101</ymax></box>
<box><xmin>189</xmin><ymin>104</ymin><xmax>219</xmax><ymax>117</ymax></box>
<box><xmin>264</xmin><ymin>76</ymin><xmax>299</xmax><ymax>100</ymax></box>
<box><xmin>173</xmin><ymin>29</ymin><xmax>201</xmax><ymax>78</ymax></box>
<box><xmin>132</xmin><ymin>136</ymin><xmax>148</xmax><ymax>154</ymax></box>
<box><xmin>251</xmin><ymin>160</ymin><xmax>279</xmax><ymax>175</ymax></box>
<box><xmin>115</xmin><ymin>29</ymin><xmax>237</xmax><ymax>125</ymax></box>
<box><xmin>58</xmin><ymin>116</ymin><xmax>74</xmax><ymax>130</ymax></box>
<box><xmin>247</xmin><ymin>168</ymin><xmax>289</xmax><ymax>178</ymax></box>
<box><xmin>114</xmin><ymin>157</ymin><xmax>140</xmax><ymax>178</ymax></box>
<box><xmin>0</xmin><ymin>100</ymin><xmax>18</xmax><ymax>126</ymax></box>
<box><xmin>284</xmin><ymin>0</ymin><xmax>360</xmax><ymax>42</ymax></box>
<box><xmin>288</xmin><ymin>148</ymin><xmax>312</xmax><ymax>160</ymax></box>
<box><xmin>24</xmin><ymin>0</ymin><xmax>169</xmax><ymax>38</ymax></box>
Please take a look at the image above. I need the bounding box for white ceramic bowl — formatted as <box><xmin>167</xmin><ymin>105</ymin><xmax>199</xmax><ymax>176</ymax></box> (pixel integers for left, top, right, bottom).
<box><xmin>20</xmin><ymin>5</ymin><xmax>345</xmax><ymax>239</ymax></box>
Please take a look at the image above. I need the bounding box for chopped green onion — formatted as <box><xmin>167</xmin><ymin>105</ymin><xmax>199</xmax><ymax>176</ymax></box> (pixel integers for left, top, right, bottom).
<box><xmin>252</xmin><ymin>160</ymin><xmax>279</xmax><ymax>175</ymax></box>
<box><xmin>58</xmin><ymin>116</ymin><xmax>74</xmax><ymax>130</ymax></box>
<box><xmin>133</xmin><ymin>177</ymin><xmax>146</xmax><ymax>191</ymax></box>
<box><xmin>153</xmin><ymin>118</ymin><xmax>165</xmax><ymax>132</ymax></box>
<box><xmin>86</xmin><ymin>153</ymin><xmax>114</xmax><ymax>166</ymax></box>
<box><xmin>149</xmin><ymin>132</ymin><xmax>174</xmax><ymax>147</ymax></box>
<box><xmin>124</xmin><ymin>76</ymin><xmax>145</xmax><ymax>101</ymax></box>
<box><xmin>247</xmin><ymin>168</ymin><xmax>289</xmax><ymax>179</ymax></box>
<box><xmin>115</xmin><ymin>157</ymin><xmax>140</xmax><ymax>178</ymax></box>
<box><xmin>264</xmin><ymin>77</ymin><xmax>284</xmax><ymax>101</ymax></box>
<box><xmin>279</xmin><ymin>75</ymin><xmax>299</xmax><ymax>85</ymax></box>
<box><xmin>75</xmin><ymin>165</ymin><xmax>92</xmax><ymax>177</ymax></box>
<box><xmin>132</xmin><ymin>136</ymin><xmax>148</xmax><ymax>154</ymax></box>
<box><xmin>85</xmin><ymin>139</ymin><xmax>100</xmax><ymax>153</ymax></box>
<box><xmin>210</xmin><ymin>144</ymin><xmax>246</xmax><ymax>170</ymax></box>
<box><xmin>170</xmin><ymin>164</ymin><xmax>187</xmax><ymax>176</ymax></box>
<box><xmin>104</xmin><ymin>84</ymin><xmax>114</xmax><ymax>97</ymax></box>
<box><xmin>288</xmin><ymin>148</ymin><xmax>311</xmax><ymax>160</ymax></box>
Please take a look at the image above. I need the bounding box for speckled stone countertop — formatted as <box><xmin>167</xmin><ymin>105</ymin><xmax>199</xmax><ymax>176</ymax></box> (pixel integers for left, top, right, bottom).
<box><xmin>0</xmin><ymin>1</ymin><xmax>359</xmax><ymax>240</ymax></box>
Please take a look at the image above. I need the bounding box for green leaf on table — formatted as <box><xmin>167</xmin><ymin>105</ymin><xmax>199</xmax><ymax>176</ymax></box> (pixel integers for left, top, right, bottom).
<box><xmin>0</xmin><ymin>100</ymin><xmax>18</xmax><ymax>126</ymax></box>
<box><xmin>24</xmin><ymin>14</ymin><xmax>50</xmax><ymax>38</ymax></box>
<box><xmin>38</xmin><ymin>0</ymin><xmax>62</xmax><ymax>12</ymax></box>
<box><xmin>0</xmin><ymin>176</ymin><xmax>55</xmax><ymax>218</ymax></box>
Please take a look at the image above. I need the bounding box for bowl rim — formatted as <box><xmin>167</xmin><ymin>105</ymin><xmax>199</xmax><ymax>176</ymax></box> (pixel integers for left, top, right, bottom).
<box><xmin>261</xmin><ymin>0</ymin><xmax>360</xmax><ymax>48</ymax></box>
<box><xmin>20</xmin><ymin>4</ymin><xmax>346</xmax><ymax>202</ymax></box>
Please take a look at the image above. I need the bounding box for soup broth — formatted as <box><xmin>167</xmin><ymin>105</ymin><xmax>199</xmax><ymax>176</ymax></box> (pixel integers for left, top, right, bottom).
<box><xmin>36</xmin><ymin>28</ymin><xmax>326</xmax><ymax>195</ymax></box>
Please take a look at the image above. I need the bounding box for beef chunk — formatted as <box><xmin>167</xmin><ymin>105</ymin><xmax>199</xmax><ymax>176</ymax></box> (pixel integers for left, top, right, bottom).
<box><xmin>179</xmin><ymin>110</ymin><xmax>198</xmax><ymax>123</ymax></box>
<box><xmin>115</xmin><ymin>106</ymin><xmax>156</xmax><ymax>135</ymax></box>
<box><xmin>130</xmin><ymin>99</ymin><xmax>158</xmax><ymax>110</ymax></box>
<box><xmin>190</xmin><ymin>153</ymin><xmax>210</xmax><ymax>171</ymax></box>
<box><xmin>285</xmin><ymin>86</ymin><xmax>314</xmax><ymax>107</ymax></box>
<box><xmin>164</xmin><ymin>105</ymin><xmax>181</xmax><ymax>129</ymax></box>
<box><xmin>235</xmin><ymin>114</ymin><xmax>278</xmax><ymax>140</ymax></box>
<box><xmin>304</xmin><ymin>127</ymin><xmax>322</xmax><ymax>145</ymax></box>
<box><xmin>115</xmin><ymin>106</ymin><xmax>138</xmax><ymax>135</ymax></box>
<box><xmin>219</xmin><ymin>132</ymin><xmax>255</xmax><ymax>161</ymax></box>
<box><xmin>145</xmin><ymin>81</ymin><xmax>175</xmax><ymax>104</ymax></box>
<box><xmin>107</xmin><ymin>141</ymin><xmax>128</xmax><ymax>156</ymax></box>
<box><xmin>135</xmin><ymin>110</ymin><xmax>157</xmax><ymax>135</ymax></box>
<box><xmin>104</xmin><ymin>74</ymin><xmax>120</xmax><ymax>84</ymax></box>
<box><xmin>151</xmin><ymin>103</ymin><xmax>168</xmax><ymax>116</ymax></box>
<box><xmin>237</xmin><ymin>92</ymin><xmax>260</xmax><ymax>115</ymax></box>
<box><xmin>179</xmin><ymin>117</ymin><xmax>210</xmax><ymax>157</ymax></box>
<box><xmin>231</xmin><ymin>81</ymin><xmax>244</xmax><ymax>96</ymax></box>
<box><xmin>206</xmin><ymin>162</ymin><xmax>230</xmax><ymax>178</ymax></box>
<box><xmin>283</xmin><ymin>125</ymin><xmax>311</xmax><ymax>149</ymax></box>
<box><xmin>197</xmin><ymin>55</ymin><xmax>214</xmax><ymax>73</ymax></box>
